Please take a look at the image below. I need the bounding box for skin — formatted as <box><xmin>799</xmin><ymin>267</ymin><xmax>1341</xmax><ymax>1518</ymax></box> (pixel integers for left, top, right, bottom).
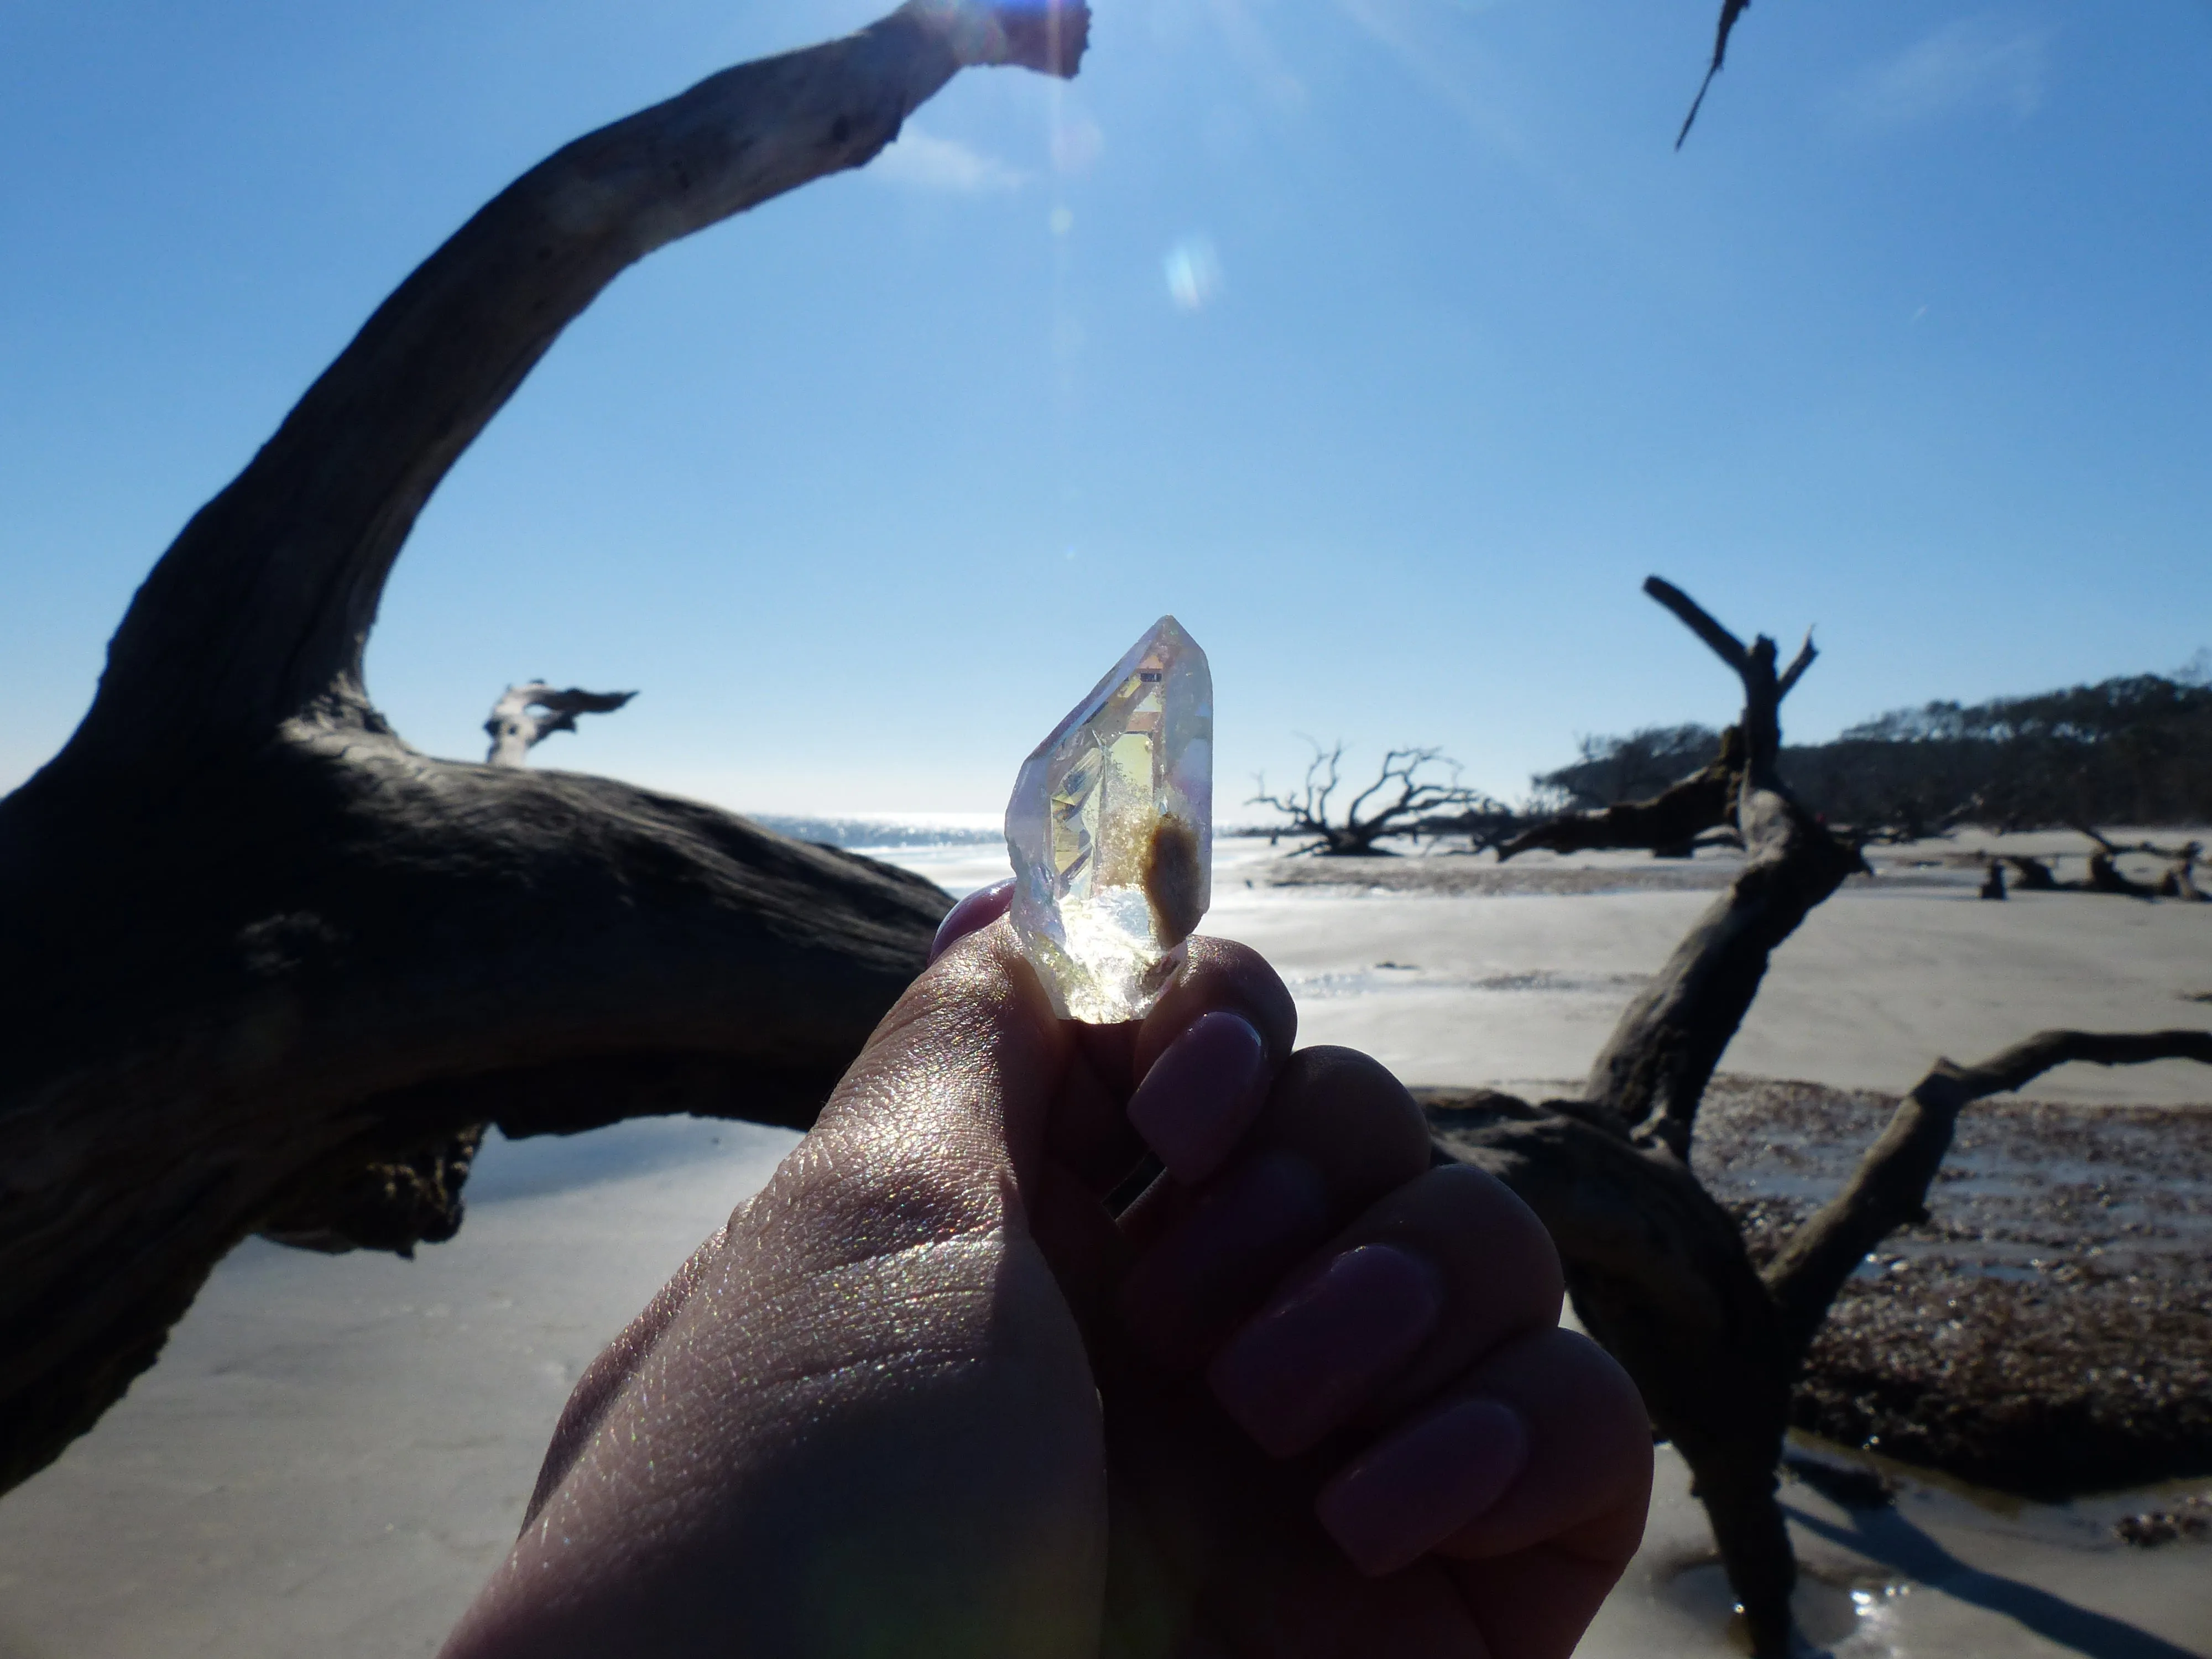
<box><xmin>442</xmin><ymin>892</ymin><xmax>1651</xmax><ymax>1659</ymax></box>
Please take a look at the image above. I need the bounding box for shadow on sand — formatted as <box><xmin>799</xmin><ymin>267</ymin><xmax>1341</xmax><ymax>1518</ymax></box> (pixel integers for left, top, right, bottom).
<box><xmin>1786</xmin><ymin>1501</ymin><xmax>2203</xmax><ymax>1659</ymax></box>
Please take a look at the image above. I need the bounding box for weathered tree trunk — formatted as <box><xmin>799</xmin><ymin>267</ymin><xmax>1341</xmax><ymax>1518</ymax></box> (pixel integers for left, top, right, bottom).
<box><xmin>1441</xmin><ymin>578</ymin><xmax>2212</xmax><ymax>1656</ymax></box>
<box><xmin>2086</xmin><ymin>849</ymin><xmax>2160</xmax><ymax>899</ymax></box>
<box><xmin>1448</xmin><ymin>579</ymin><xmax>1853</xmax><ymax>1655</ymax></box>
<box><xmin>0</xmin><ymin>0</ymin><xmax>1087</xmax><ymax>1498</ymax></box>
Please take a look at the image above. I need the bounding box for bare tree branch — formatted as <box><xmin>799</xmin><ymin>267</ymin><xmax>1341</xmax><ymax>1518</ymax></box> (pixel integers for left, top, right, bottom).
<box><xmin>0</xmin><ymin>0</ymin><xmax>1085</xmax><ymax>1498</ymax></box>
<box><xmin>1776</xmin><ymin>629</ymin><xmax>1817</xmax><ymax>699</ymax></box>
<box><xmin>486</xmin><ymin>683</ymin><xmax>637</xmax><ymax>766</ymax></box>
<box><xmin>1498</xmin><ymin>736</ymin><xmax>1738</xmax><ymax>860</ymax></box>
<box><xmin>1495</xmin><ymin>579</ymin><xmax>1858</xmax><ymax>1157</ymax></box>
<box><xmin>57</xmin><ymin>0</ymin><xmax>1086</xmax><ymax>778</ymax></box>
<box><xmin>1675</xmin><ymin>0</ymin><xmax>1751</xmax><ymax>149</ymax></box>
<box><xmin>1644</xmin><ymin>575</ymin><xmax>1751</xmax><ymax>674</ymax></box>
<box><xmin>1764</xmin><ymin>1030</ymin><xmax>2212</xmax><ymax>1360</ymax></box>
<box><xmin>1251</xmin><ymin>742</ymin><xmax>1503</xmax><ymax>856</ymax></box>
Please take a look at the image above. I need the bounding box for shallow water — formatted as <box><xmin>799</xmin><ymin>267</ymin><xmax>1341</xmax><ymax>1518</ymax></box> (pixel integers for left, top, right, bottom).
<box><xmin>1584</xmin><ymin>1437</ymin><xmax>2212</xmax><ymax>1658</ymax></box>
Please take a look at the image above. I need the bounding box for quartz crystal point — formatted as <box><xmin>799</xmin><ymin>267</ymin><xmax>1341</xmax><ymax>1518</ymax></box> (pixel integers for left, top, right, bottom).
<box><xmin>1006</xmin><ymin>616</ymin><xmax>1212</xmax><ymax>1023</ymax></box>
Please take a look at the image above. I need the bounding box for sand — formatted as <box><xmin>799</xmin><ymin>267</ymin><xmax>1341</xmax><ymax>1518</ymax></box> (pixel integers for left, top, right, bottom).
<box><xmin>2</xmin><ymin>837</ymin><xmax>2207</xmax><ymax>1657</ymax></box>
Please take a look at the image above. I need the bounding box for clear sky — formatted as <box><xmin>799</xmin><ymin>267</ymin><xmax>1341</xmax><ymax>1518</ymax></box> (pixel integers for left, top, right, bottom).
<box><xmin>3</xmin><ymin>1</ymin><xmax>2208</xmax><ymax>815</ymax></box>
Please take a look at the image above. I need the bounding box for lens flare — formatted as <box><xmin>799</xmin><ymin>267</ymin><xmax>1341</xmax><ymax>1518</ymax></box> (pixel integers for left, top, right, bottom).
<box><xmin>1164</xmin><ymin>235</ymin><xmax>1222</xmax><ymax>311</ymax></box>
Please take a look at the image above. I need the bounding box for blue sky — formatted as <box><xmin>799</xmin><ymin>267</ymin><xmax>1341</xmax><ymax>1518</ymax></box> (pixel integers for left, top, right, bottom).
<box><xmin>3</xmin><ymin>1</ymin><xmax>2208</xmax><ymax>815</ymax></box>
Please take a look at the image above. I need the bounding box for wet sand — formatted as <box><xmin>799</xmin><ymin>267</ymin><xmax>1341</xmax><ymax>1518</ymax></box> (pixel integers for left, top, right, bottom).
<box><xmin>1</xmin><ymin>836</ymin><xmax>2207</xmax><ymax>1657</ymax></box>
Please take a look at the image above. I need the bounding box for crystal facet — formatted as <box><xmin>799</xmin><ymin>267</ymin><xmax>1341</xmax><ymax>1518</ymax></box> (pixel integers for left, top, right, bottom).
<box><xmin>1005</xmin><ymin>616</ymin><xmax>1213</xmax><ymax>1023</ymax></box>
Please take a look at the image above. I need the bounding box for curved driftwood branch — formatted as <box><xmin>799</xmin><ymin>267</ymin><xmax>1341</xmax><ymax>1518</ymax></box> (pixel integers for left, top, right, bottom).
<box><xmin>0</xmin><ymin>0</ymin><xmax>1087</xmax><ymax>1497</ymax></box>
<box><xmin>486</xmin><ymin>683</ymin><xmax>637</xmax><ymax>766</ymax></box>
<box><xmin>1583</xmin><ymin>581</ymin><xmax>1866</xmax><ymax>1155</ymax></box>
<box><xmin>1775</xmin><ymin>629</ymin><xmax>1817</xmax><ymax>699</ymax></box>
<box><xmin>1764</xmin><ymin>1029</ymin><xmax>2212</xmax><ymax>1366</ymax></box>
<box><xmin>1674</xmin><ymin>0</ymin><xmax>1752</xmax><ymax>148</ymax></box>
<box><xmin>1496</xmin><ymin>736</ymin><xmax>1736</xmax><ymax>860</ymax></box>
<box><xmin>1642</xmin><ymin>575</ymin><xmax>1752</xmax><ymax>675</ymax></box>
<box><xmin>54</xmin><ymin>0</ymin><xmax>1083</xmax><ymax>774</ymax></box>
<box><xmin>1443</xmin><ymin>577</ymin><xmax>1870</xmax><ymax>1655</ymax></box>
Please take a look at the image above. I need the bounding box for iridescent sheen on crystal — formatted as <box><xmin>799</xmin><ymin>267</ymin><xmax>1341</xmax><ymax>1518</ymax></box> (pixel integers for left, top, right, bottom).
<box><xmin>1005</xmin><ymin>617</ymin><xmax>1213</xmax><ymax>1022</ymax></box>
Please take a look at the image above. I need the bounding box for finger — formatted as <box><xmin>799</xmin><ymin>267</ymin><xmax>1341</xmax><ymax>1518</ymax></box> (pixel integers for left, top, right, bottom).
<box><xmin>520</xmin><ymin>1215</ymin><xmax>733</xmax><ymax>1526</ymax></box>
<box><xmin>812</xmin><ymin>914</ymin><xmax>1073</xmax><ymax>1230</ymax></box>
<box><xmin>1122</xmin><ymin>936</ymin><xmax>1302</xmax><ymax>1186</ymax></box>
<box><xmin>927</xmin><ymin>877</ymin><xmax>1013</xmax><ymax>963</ymax></box>
<box><xmin>1044</xmin><ymin>1036</ymin><xmax>1151</xmax><ymax>1197</ymax></box>
<box><xmin>1135</xmin><ymin>936</ymin><xmax>1300</xmax><ymax>1078</ymax></box>
<box><xmin>1119</xmin><ymin>1047</ymin><xmax>1433</xmax><ymax>1369</ymax></box>
<box><xmin>1057</xmin><ymin>935</ymin><xmax>1302</xmax><ymax>1197</ymax></box>
<box><xmin>1431</xmin><ymin>1327</ymin><xmax>1650</xmax><ymax>1572</ymax></box>
<box><xmin>451</xmin><ymin>919</ymin><xmax>1107</xmax><ymax>1659</ymax></box>
<box><xmin>1207</xmin><ymin>1164</ymin><xmax>1563</xmax><ymax>1457</ymax></box>
<box><xmin>1314</xmin><ymin>1326</ymin><xmax>1650</xmax><ymax>1651</ymax></box>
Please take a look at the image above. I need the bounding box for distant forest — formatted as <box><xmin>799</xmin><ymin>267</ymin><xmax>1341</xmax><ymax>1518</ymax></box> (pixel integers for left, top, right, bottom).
<box><xmin>1538</xmin><ymin>666</ymin><xmax>2212</xmax><ymax>833</ymax></box>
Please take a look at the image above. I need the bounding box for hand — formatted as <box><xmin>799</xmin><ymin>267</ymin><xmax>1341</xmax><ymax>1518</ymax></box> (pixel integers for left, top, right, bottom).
<box><xmin>441</xmin><ymin>889</ymin><xmax>1650</xmax><ymax>1658</ymax></box>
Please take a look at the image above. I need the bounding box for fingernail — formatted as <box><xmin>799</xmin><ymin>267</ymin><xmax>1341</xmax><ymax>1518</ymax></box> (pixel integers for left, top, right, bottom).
<box><xmin>928</xmin><ymin>879</ymin><xmax>1014</xmax><ymax>964</ymax></box>
<box><xmin>1120</xmin><ymin>1150</ymin><xmax>1332</xmax><ymax>1368</ymax></box>
<box><xmin>1316</xmin><ymin>1397</ymin><xmax>1531</xmax><ymax>1577</ymax></box>
<box><xmin>1127</xmin><ymin>1011</ymin><xmax>1269</xmax><ymax>1182</ymax></box>
<box><xmin>1207</xmin><ymin>1244</ymin><xmax>1442</xmax><ymax>1458</ymax></box>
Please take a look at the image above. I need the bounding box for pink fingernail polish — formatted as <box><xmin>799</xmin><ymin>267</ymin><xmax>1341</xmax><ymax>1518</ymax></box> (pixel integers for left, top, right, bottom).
<box><xmin>1120</xmin><ymin>1150</ymin><xmax>1332</xmax><ymax>1368</ymax></box>
<box><xmin>1126</xmin><ymin>1010</ymin><xmax>1268</xmax><ymax>1181</ymax></box>
<box><xmin>1316</xmin><ymin>1397</ymin><xmax>1531</xmax><ymax>1577</ymax></box>
<box><xmin>1208</xmin><ymin>1244</ymin><xmax>1442</xmax><ymax>1457</ymax></box>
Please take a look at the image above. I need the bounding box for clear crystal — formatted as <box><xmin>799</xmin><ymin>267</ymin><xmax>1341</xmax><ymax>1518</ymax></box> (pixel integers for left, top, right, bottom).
<box><xmin>1005</xmin><ymin>616</ymin><xmax>1213</xmax><ymax>1022</ymax></box>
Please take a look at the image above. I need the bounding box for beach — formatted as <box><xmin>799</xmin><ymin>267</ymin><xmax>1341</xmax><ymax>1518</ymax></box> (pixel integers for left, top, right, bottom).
<box><xmin>1</xmin><ymin>832</ymin><xmax>2207</xmax><ymax>1657</ymax></box>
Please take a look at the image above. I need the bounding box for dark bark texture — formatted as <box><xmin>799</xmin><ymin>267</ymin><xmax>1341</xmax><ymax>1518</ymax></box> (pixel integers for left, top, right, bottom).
<box><xmin>0</xmin><ymin>0</ymin><xmax>1087</xmax><ymax>1498</ymax></box>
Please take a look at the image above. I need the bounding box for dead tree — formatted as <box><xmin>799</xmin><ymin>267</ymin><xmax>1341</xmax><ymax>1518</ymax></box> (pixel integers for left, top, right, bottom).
<box><xmin>1411</xmin><ymin>804</ymin><xmax>1530</xmax><ymax>856</ymax></box>
<box><xmin>485</xmin><ymin>682</ymin><xmax>637</xmax><ymax>766</ymax></box>
<box><xmin>1250</xmin><ymin>742</ymin><xmax>1505</xmax><ymax>856</ymax></box>
<box><xmin>0</xmin><ymin>0</ymin><xmax>1088</xmax><ymax>1499</ymax></box>
<box><xmin>1437</xmin><ymin>577</ymin><xmax>1849</xmax><ymax>1654</ymax></box>
<box><xmin>2075</xmin><ymin>824</ymin><xmax>2207</xmax><ymax>902</ymax></box>
<box><xmin>1446</xmin><ymin>578</ymin><xmax>2212</xmax><ymax>1653</ymax></box>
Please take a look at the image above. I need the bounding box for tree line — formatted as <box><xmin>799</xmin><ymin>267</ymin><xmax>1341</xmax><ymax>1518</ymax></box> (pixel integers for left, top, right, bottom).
<box><xmin>1538</xmin><ymin>666</ymin><xmax>2212</xmax><ymax>835</ymax></box>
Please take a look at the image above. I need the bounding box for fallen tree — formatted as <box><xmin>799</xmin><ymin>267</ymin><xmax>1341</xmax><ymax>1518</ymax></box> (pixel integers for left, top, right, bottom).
<box><xmin>1249</xmin><ymin>741</ymin><xmax>1505</xmax><ymax>855</ymax></box>
<box><xmin>1431</xmin><ymin>576</ymin><xmax>2212</xmax><ymax>1658</ymax></box>
<box><xmin>1992</xmin><ymin>828</ymin><xmax>2206</xmax><ymax>902</ymax></box>
<box><xmin>0</xmin><ymin>0</ymin><xmax>1088</xmax><ymax>1499</ymax></box>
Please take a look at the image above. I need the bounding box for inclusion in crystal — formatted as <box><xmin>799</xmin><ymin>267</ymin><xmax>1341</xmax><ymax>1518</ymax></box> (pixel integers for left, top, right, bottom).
<box><xmin>1005</xmin><ymin>616</ymin><xmax>1212</xmax><ymax>1023</ymax></box>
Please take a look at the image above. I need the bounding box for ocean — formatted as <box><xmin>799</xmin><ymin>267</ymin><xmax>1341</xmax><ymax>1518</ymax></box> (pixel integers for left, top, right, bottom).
<box><xmin>750</xmin><ymin>812</ymin><xmax>1012</xmax><ymax>898</ymax></box>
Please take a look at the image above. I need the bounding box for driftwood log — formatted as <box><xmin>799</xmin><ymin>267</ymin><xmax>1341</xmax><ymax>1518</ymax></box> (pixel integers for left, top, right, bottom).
<box><xmin>0</xmin><ymin>0</ymin><xmax>1088</xmax><ymax>1499</ymax></box>
<box><xmin>485</xmin><ymin>683</ymin><xmax>637</xmax><ymax>766</ymax></box>
<box><xmin>1990</xmin><ymin>828</ymin><xmax>2208</xmax><ymax>902</ymax></box>
<box><xmin>1437</xmin><ymin>577</ymin><xmax>2212</xmax><ymax>1657</ymax></box>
